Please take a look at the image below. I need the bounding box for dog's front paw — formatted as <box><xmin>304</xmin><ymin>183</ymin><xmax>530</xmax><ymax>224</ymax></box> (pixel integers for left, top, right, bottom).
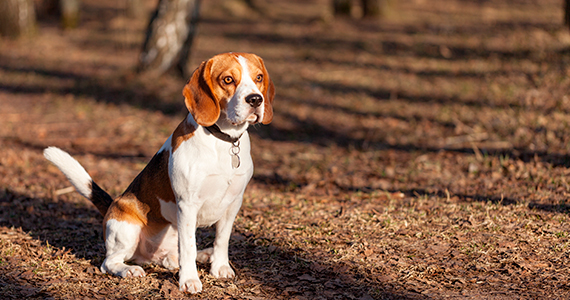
<box><xmin>120</xmin><ymin>265</ymin><xmax>146</xmax><ymax>278</ymax></box>
<box><xmin>211</xmin><ymin>264</ymin><xmax>235</xmax><ymax>279</ymax></box>
<box><xmin>179</xmin><ymin>278</ymin><xmax>203</xmax><ymax>293</ymax></box>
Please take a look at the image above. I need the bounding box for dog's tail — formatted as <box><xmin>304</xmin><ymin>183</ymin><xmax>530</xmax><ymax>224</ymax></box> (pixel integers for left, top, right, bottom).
<box><xmin>44</xmin><ymin>147</ymin><xmax>113</xmax><ymax>216</ymax></box>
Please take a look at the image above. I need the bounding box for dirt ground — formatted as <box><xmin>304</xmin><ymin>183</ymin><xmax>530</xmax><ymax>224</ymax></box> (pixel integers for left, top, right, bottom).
<box><xmin>1</xmin><ymin>0</ymin><xmax>570</xmax><ymax>299</ymax></box>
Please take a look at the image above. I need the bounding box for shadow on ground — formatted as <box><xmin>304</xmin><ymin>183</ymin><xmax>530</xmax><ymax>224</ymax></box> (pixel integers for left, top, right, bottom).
<box><xmin>0</xmin><ymin>188</ymin><xmax>423</xmax><ymax>299</ymax></box>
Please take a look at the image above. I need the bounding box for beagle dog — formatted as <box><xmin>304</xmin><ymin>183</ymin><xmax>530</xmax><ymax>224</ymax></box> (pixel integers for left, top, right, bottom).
<box><xmin>44</xmin><ymin>52</ymin><xmax>275</xmax><ymax>293</ymax></box>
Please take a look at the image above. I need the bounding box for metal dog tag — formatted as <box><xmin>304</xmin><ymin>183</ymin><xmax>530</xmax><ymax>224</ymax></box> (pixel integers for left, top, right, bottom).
<box><xmin>231</xmin><ymin>154</ymin><xmax>240</xmax><ymax>169</ymax></box>
<box><xmin>230</xmin><ymin>141</ymin><xmax>241</xmax><ymax>169</ymax></box>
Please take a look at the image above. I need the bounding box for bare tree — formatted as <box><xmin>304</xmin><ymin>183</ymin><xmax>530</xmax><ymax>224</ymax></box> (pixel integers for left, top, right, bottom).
<box><xmin>35</xmin><ymin>0</ymin><xmax>81</xmax><ymax>29</ymax></box>
<box><xmin>59</xmin><ymin>0</ymin><xmax>80</xmax><ymax>28</ymax></box>
<box><xmin>333</xmin><ymin>0</ymin><xmax>352</xmax><ymax>17</ymax></box>
<box><xmin>0</xmin><ymin>0</ymin><xmax>36</xmax><ymax>38</ymax></box>
<box><xmin>565</xmin><ymin>0</ymin><xmax>570</xmax><ymax>30</ymax></box>
<box><xmin>332</xmin><ymin>0</ymin><xmax>387</xmax><ymax>19</ymax></box>
<box><xmin>138</xmin><ymin>0</ymin><xmax>201</xmax><ymax>78</ymax></box>
<box><xmin>361</xmin><ymin>0</ymin><xmax>384</xmax><ymax>18</ymax></box>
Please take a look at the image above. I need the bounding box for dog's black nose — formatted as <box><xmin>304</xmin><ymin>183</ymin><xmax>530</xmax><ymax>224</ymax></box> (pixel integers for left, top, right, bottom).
<box><xmin>245</xmin><ymin>94</ymin><xmax>263</xmax><ymax>108</ymax></box>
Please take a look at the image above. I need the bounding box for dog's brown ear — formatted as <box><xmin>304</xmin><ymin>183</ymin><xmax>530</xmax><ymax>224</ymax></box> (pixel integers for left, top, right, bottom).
<box><xmin>258</xmin><ymin>57</ymin><xmax>275</xmax><ymax>125</ymax></box>
<box><xmin>262</xmin><ymin>78</ymin><xmax>275</xmax><ymax>125</ymax></box>
<box><xmin>183</xmin><ymin>60</ymin><xmax>220</xmax><ymax>127</ymax></box>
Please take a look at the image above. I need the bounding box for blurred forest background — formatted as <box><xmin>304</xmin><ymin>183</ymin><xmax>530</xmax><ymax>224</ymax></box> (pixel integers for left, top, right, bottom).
<box><xmin>1</xmin><ymin>0</ymin><xmax>570</xmax><ymax>299</ymax></box>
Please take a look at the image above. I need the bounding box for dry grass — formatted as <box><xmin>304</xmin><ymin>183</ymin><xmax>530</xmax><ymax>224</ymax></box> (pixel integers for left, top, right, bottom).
<box><xmin>1</xmin><ymin>0</ymin><xmax>570</xmax><ymax>299</ymax></box>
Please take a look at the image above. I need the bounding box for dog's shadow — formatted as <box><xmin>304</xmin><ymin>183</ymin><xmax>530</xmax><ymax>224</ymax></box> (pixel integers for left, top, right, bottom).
<box><xmin>0</xmin><ymin>188</ymin><xmax>106</xmax><ymax>263</ymax></box>
<box><xmin>0</xmin><ymin>188</ymin><xmax>417</xmax><ymax>299</ymax></box>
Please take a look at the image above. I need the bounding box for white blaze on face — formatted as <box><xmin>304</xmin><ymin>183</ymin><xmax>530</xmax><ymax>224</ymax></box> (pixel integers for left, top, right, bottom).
<box><xmin>226</xmin><ymin>55</ymin><xmax>264</xmax><ymax>124</ymax></box>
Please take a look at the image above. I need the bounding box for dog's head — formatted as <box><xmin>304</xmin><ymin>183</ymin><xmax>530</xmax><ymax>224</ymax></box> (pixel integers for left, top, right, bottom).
<box><xmin>183</xmin><ymin>53</ymin><xmax>275</xmax><ymax>127</ymax></box>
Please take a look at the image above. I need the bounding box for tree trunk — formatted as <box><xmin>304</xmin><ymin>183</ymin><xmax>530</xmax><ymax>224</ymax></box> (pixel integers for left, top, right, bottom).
<box><xmin>565</xmin><ymin>0</ymin><xmax>570</xmax><ymax>30</ymax></box>
<box><xmin>35</xmin><ymin>0</ymin><xmax>60</xmax><ymax>20</ymax></box>
<box><xmin>361</xmin><ymin>0</ymin><xmax>384</xmax><ymax>19</ymax></box>
<box><xmin>333</xmin><ymin>0</ymin><xmax>352</xmax><ymax>17</ymax></box>
<box><xmin>59</xmin><ymin>0</ymin><xmax>80</xmax><ymax>29</ymax></box>
<box><xmin>138</xmin><ymin>0</ymin><xmax>201</xmax><ymax>78</ymax></box>
<box><xmin>0</xmin><ymin>0</ymin><xmax>36</xmax><ymax>38</ymax></box>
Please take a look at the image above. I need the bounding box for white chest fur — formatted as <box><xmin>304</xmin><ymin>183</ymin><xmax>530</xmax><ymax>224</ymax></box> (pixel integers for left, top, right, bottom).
<box><xmin>164</xmin><ymin>128</ymin><xmax>253</xmax><ymax>227</ymax></box>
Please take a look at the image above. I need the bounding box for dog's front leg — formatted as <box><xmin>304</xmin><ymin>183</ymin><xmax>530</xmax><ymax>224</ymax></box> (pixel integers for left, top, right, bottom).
<box><xmin>210</xmin><ymin>196</ymin><xmax>243</xmax><ymax>278</ymax></box>
<box><xmin>177</xmin><ymin>201</ymin><xmax>202</xmax><ymax>293</ymax></box>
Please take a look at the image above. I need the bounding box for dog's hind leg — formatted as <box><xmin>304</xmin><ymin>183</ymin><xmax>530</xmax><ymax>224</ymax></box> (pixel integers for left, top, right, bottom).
<box><xmin>100</xmin><ymin>219</ymin><xmax>146</xmax><ymax>277</ymax></box>
<box><xmin>196</xmin><ymin>247</ymin><xmax>214</xmax><ymax>264</ymax></box>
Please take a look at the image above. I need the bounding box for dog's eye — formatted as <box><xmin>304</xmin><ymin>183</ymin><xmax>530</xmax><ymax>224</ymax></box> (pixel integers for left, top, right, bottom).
<box><xmin>223</xmin><ymin>76</ymin><xmax>234</xmax><ymax>84</ymax></box>
<box><xmin>256</xmin><ymin>74</ymin><xmax>263</xmax><ymax>82</ymax></box>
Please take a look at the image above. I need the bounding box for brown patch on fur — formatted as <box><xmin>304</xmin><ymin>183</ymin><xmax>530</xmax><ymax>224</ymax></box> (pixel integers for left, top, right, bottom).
<box><xmin>184</xmin><ymin>60</ymin><xmax>221</xmax><ymax>127</ymax></box>
<box><xmin>171</xmin><ymin>117</ymin><xmax>197</xmax><ymax>152</ymax></box>
<box><xmin>104</xmin><ymin>150</ymin><xmax>175</xmax><ymax>227</ymax></box>
<box><xmin>104</xmin><ymin>194</ymin><xmax>149</xmax><ymax>226</ymax></box>
<box><xmin>207</xmin><ymin>54</ymin><xmax>242</xmax><ymax>110</ymax></box>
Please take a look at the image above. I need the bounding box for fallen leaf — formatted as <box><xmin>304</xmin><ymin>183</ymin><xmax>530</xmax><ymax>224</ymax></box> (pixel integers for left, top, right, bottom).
<box><xmin>298</xmin><ymin>274</ymin><xmax>316</xmax><ymax>282</ymax></box>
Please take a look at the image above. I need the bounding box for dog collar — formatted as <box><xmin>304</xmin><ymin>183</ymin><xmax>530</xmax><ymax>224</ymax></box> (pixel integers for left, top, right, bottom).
<box><xmin>205</xmin><ymin>124</ymin><xmax>242</xmax><ymax>143</ymax></box>
<box><xmin>205</xmin><ymin>124</ymin><xmax>243</xmax><ymax>168</ymax></box>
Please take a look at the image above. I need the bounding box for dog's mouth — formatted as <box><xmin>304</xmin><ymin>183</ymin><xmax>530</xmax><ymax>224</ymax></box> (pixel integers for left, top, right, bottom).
<box><xmin>229</xmin><ymin>113</ymin><xmax>259</xmax><ymax>126</ymax></box>
<box><xmin>246</xmin><ymin>113</ymin><xmax>260</xmax><ymax>124</ymax></box>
